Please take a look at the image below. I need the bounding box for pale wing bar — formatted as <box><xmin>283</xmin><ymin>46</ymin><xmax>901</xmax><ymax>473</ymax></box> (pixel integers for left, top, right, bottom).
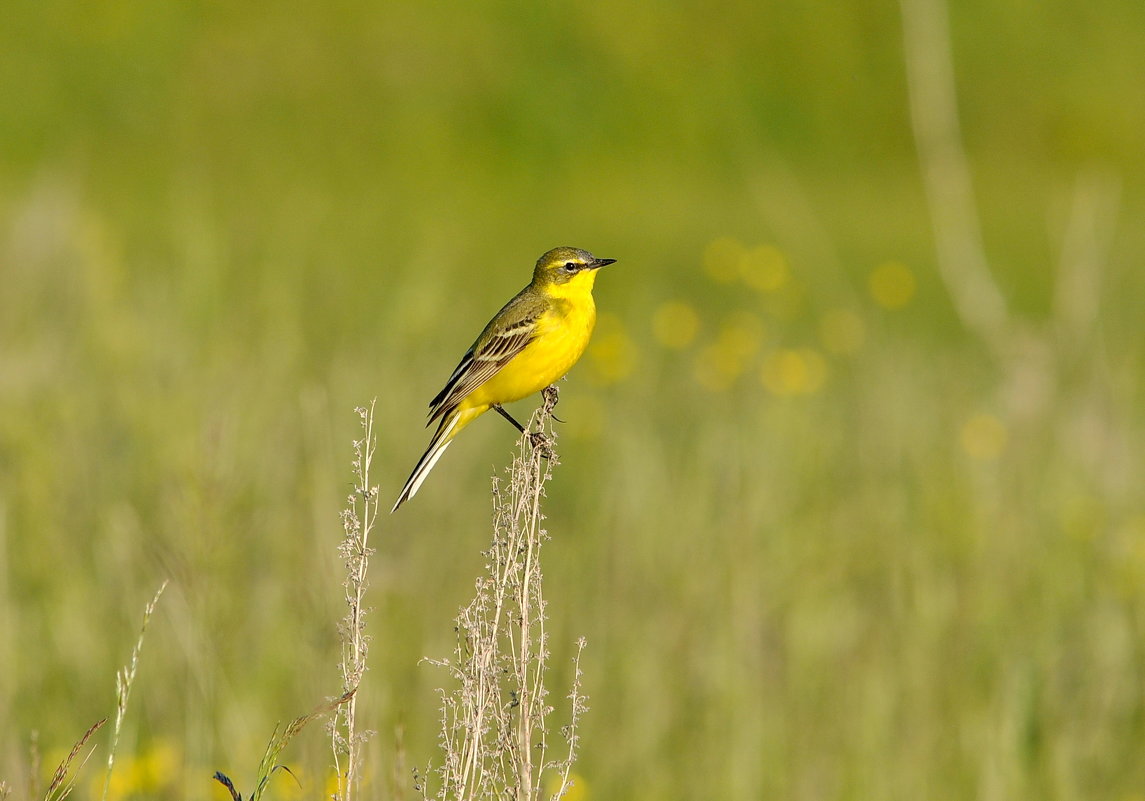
<box><xmin>426</xmin><ymin>316</ymin><xmax>539</xmax><ymax>424</ymax></box>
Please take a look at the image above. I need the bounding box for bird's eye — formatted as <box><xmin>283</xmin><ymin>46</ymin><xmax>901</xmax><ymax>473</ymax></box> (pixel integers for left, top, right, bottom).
<box><xmin>563</xmin><ymin>262</ymin><xmax>577</xmax><ymax>272</ymax></box>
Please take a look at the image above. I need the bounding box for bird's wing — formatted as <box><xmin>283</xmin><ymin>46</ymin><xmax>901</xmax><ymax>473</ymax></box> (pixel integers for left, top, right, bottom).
<box><xmin>426</xmin><ymin>291</ymin><xmax>545</xmax><ymax>424</ymax></box>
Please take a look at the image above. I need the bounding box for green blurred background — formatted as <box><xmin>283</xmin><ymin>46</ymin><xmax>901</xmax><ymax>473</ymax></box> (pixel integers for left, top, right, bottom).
<box><xmin>3</xmin><ymin>0</ymin><xmax>1144</xmax><ymax>798</ymax></box>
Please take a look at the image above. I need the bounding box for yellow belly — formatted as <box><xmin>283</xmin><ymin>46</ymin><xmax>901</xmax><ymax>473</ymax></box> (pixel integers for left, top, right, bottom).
<box><xmin>466</xmin><ymin>299</ymin><xmax>596</xmax><ymax>408</ymax></box>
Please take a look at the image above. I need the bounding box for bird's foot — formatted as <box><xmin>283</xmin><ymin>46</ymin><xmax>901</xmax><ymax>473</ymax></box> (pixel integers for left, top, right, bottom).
<box><xmin>540</xmin><ymin>383</ymin><xmax>560</xmax><ymax>412</ymax></box>
<box><xmin>528</xmin><ymin>431</ymin><xmax>555</xmax><ymax>459</ymax></box>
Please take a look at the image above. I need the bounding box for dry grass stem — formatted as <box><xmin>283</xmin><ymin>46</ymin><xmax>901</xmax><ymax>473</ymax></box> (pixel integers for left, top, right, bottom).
<box><xmin>421</xmin><ymin>387</ymin><xmax>588</xmax><ymax>801</ymax></box>
<box><xmin>331</xmin><ymin>401</ymin><xmax>381</xmax><ymax>801</ymax></box>
<box><xmin>45</xmin><ymin>719</ymin><xmax>106</xmax><ymax>801</ymax></box>
<box><xmin>900</xmin><ymin>0</ymin><xmax>1009</xmax><ymax>345</ymax></box>
<box><xmin>550</xmin><ymin>638</ymin><xmax>588</xmax><ymax>801</ymax></box>
<box><xmin>101</xmin><ymin>581</ymin><xmax>167</xmax><ymax>801</ymax></box>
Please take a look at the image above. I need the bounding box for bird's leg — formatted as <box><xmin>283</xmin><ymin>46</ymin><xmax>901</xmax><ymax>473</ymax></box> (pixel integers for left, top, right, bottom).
<box><xmin>492</xmin><ymin>404</ymin><xmax>527</xmax><ymax>434</ymax></box>
<box><xmin>541</xmin><ymin>383</ymin><xmax>564</xmax><ymax>424</ymax></box>
<box><xmin>493</xmin><ymin>402</ymin><xmax>552</xmax><ymax>458</ymax></box>
<box><xmin>540</xmin><ymin>383</ymin><xmax>561</xmax><ymax>413</ymax></box>
<box><xmin>546</xmin><ymin>382</ymin><xmax>566</xmax><ymax>423</ymax></box>
<box><xmin>525</xmin><ymin>384</ymin><xmax>563</xmax><ymax>457</ymax></box>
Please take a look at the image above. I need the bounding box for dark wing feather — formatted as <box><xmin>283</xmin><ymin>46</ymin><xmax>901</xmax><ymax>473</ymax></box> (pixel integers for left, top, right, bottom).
<box><xmin>426</xmin><ymin>295</ymin><xmax>543</xmax><ymax>424</ymax></box>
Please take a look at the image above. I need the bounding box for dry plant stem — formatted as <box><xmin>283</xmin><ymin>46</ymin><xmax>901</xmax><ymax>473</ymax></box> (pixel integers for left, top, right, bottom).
<box><xmin>333</xmin><ymin>402</ymin><xmax>380</xmax><ymax>801</ymax></box>
<box><xmin>46</xmin><ymin>719</ymin><xmax>106</xmax><ymax>801</ymax></box>
<box><xmin>1054</xmin><ymin>170</ymin><xmax>1119</xmax><ymax>350</ymax></box>
<box><xmin>902</xmin><ymin>0</ymin><xmax>1124</xmax><ymax>453</ymax></box>
<box><xmin>550</xmin><ymin>638</ymin><xmax>587</xmax><ymax>801</ymax></box>
<box><xmin>900</xmin><ymin>0</ymin><xmax>1009</xmax><ymax>348</ymax></box>
<box><xmin>101</xmin><ymin>581</ymin><xmax>167</xmax><ymax>801</ymax></box>
<box><xmin>513</xmin><ymin>421</ymin><xmax>549</xmax><ymax>799</ymax></box>
<box><xmin>425</xmin><ymin>386</ymin><xmax>586</xmax><ymax>801</ymax></box>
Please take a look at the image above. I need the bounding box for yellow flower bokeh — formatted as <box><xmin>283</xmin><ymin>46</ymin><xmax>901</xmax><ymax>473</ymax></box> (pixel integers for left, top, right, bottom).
<box><xmin>703</xmin><ymin>237</ymin><xmax>791</xmax><ymax>294</ymax></box>
<box><xmin>703</xmin><ymin>236</ymin><xmax>745</xmax><ymax>283</ymax></box>
<box><xmin>740</xmin><ymin>245</ymin><xmax>789</xmax><ymax>292</ymax></box>
<box><xmin>693</xmin><ymin>343</ymin><xmax>744</xmax><ymax>392</ymax></box>
<box><xmin>691</xmin><ymin>312</ymin><xmax>768</xmax><ymax>392</ymax></box>
<box><xmin>652</xmin><ymin>301</ymin><xmax>701</xmax><ymax>349</ymax></box>
<box><xmin>89</xmin><ymin>741</ymin><xmax>180</xmax><ymax>801</ymax></box>
<box><xmin>545</xmin><ymin>770</ymin><xmax>590</xmax><ymax>801</ymax></box>
<box><xmin>868</xmin><ymin>261</ymin><xmax>916</xmax><ymax>309</ymax></box>
<box><xmin>718</xmin><ymin>311</ymin><xmax>766</xmax><ymax>360</ymax></box>
<box><xmin>761</xmin><ymin>348</ymin><xmax>829</xmax><ymax>396</ymax></box>
<box><xmin>587</xmin><ymin>312</ymin><xmax>638</xmax><ymax>385</ymax></box>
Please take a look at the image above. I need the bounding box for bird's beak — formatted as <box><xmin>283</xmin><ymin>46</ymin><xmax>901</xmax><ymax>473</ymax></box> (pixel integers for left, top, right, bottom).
<box><xmin>590</xmin><ymin>258</ymin><xmax>617</xmax><ymax>270</ymax></box>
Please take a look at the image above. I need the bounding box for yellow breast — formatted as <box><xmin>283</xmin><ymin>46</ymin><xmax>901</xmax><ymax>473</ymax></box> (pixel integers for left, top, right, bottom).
<box><xmin>468</xmin><ymin>283</ymin><xmax>597</xmax><ymax>407</ymax></box>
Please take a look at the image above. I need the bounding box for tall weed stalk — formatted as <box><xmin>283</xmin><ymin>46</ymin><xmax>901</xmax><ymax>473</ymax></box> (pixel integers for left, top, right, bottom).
<box><xmin>421</xmin><ymin>389</ymin><xmax>588</xmax><ymax>801</ymax></box>
<box><xmin>331</xmin><ymin>402</ymin><xmax>381</xmax><ymax>801</ymax></box>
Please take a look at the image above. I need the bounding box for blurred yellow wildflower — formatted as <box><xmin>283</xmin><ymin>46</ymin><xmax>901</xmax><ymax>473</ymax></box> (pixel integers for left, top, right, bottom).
<box><xmin>324</xmin><ymin>760</ymin><xmax>378</xmax><ymax>800</ymax></box>
<box><xmin>693</xmin><ymin>344</ymin><xmax>743</xmax><ymax>392</ymax></box>
<box><xmin>691</xmin><ymin>312</ymin><xmax>768</xmax><ymax>391</ymax></box>
<box><xmin>587</xmin><ymin>312</ymin><xmax>638</xmax><ymax>385</ymax></box>
<box><xmin>960</xmin><ymin>413</ymin><xmax>1008</xmax><ymax>460</ymax></box>
<box><xmin>718</xmin><ymin>311</ymin><xmax>766</xmax><ymax>359</ymax></box>
<box><xmin>761</xmin><ymin>348</ymin><xmax>828</xmax><ymax>396</ymax></box>
<box><xmin>819</xmin><ymin>308</ymin><xmax>866</xmax><ymax>355</ymax></box>
<box><xmin>91</xmin><ymin>741</ymin><xmax>179</xmax><ymax>800</ymax></box>
<box><xmin>868</xmin><ymin>261</ymin><xmax>916</xmax><ymax>309</ymax></box>
<box><xmin>703</xmin><ymin>236</ymin><xmax>745</xmax><ymax>283</ymax></box>
<box><xmin>740</xmin><ymin>244</ymin><xmax>788</xmax><ymax>292</ymax></box>
<box><xmin>545</xmin><ymin>771</ymin><xmax>590</xmax><ymax>800</ymax></box>
<box><xmin>652</xmin><ymin>301</ymin><xmax>701</xmax><ymax>348</ymax></box>
<box><xmin>271</xmin><ymin>768</ymin><xmax>306</xmax><ymax>800</ymax></box>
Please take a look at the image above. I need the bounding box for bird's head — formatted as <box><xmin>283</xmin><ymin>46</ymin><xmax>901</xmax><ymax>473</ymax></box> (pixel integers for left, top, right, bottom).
<box><xmin>532</xmin><ymin>247</ymin><xmax>616</xmax><ymax>290</ymax></box>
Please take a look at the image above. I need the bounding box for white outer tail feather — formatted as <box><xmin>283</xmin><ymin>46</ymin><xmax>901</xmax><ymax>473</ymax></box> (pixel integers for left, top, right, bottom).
<box><xmin>392</xmin><ymin>411</ymin><xmax>462</xmax><ymax>512</ymax></box>
<box><xmin>401</xmin><ymin>440</ymin><xmax>452</xmax><ymax>506</ymax></box>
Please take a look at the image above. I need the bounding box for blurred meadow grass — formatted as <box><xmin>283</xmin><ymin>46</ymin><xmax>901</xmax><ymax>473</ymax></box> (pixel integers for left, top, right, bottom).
<box><xmin>2</xmin><ymin>0</ymin><xmax>1145</xmax><ymax>798</ymax></box>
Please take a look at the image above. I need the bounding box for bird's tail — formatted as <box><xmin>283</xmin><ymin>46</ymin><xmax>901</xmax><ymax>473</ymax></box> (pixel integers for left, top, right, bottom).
<box><xmin>391</xmin><ymin>406</ymin><xmax>478</xmax><ymax>512</ymax></box>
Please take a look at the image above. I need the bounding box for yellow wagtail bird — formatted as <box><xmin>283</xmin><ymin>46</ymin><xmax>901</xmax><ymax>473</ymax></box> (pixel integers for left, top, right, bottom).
<box><xmin>391</xmin><ymin>246</ymin><xmax>616</xmax><ymax>512</ymax></box>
